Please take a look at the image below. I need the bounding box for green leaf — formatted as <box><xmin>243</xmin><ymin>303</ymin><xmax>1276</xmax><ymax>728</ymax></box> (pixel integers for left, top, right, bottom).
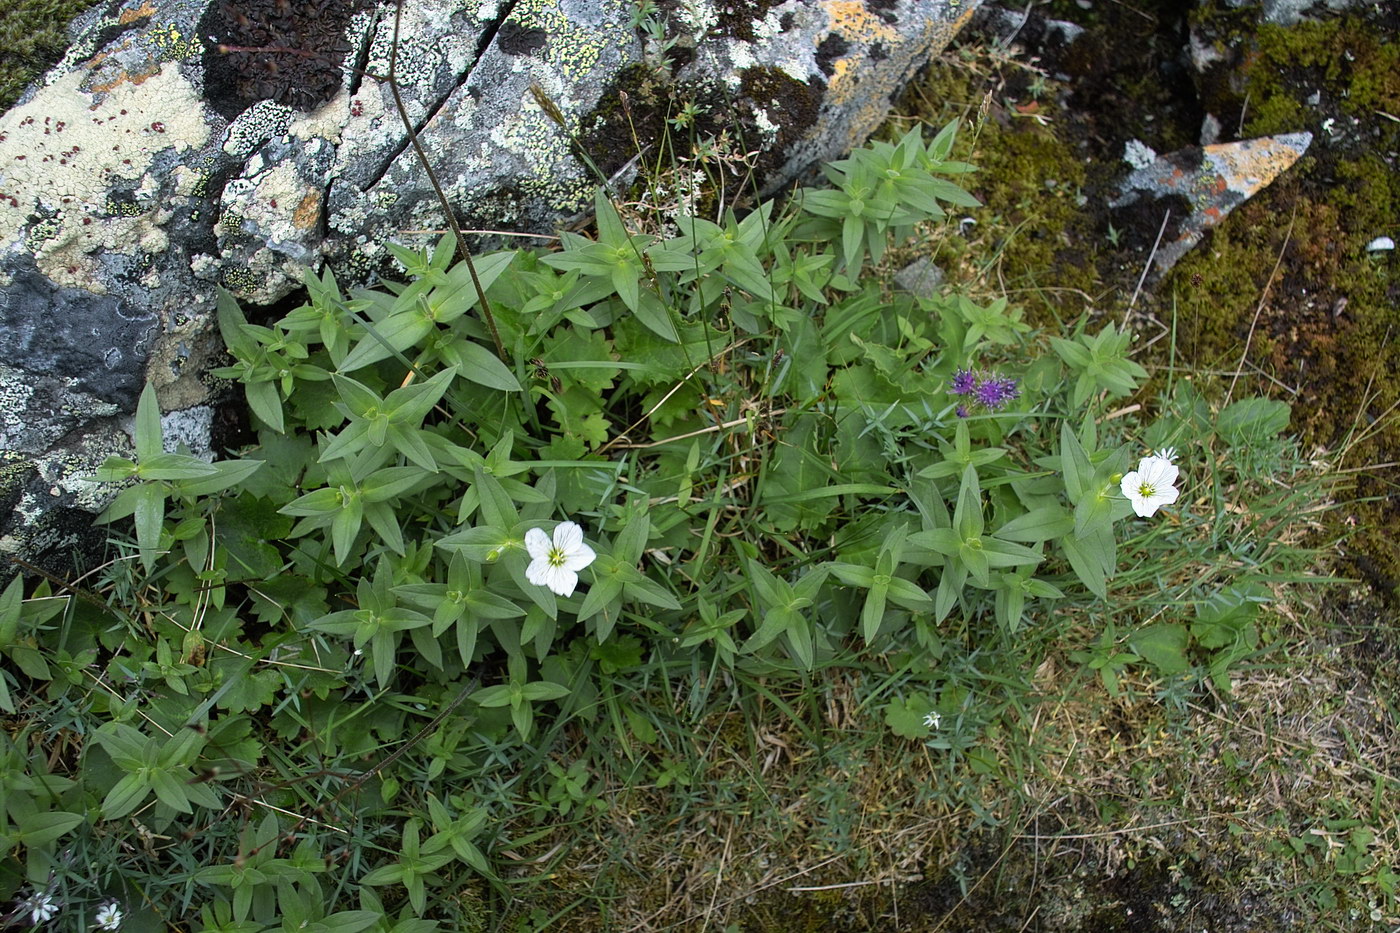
<box><xmin>245</xmin><ymin>379</ymin><xmax>285</xmax><ymax>433</ymax></box>
<box><xmin>953</xmin><ymin>465</ymin><xmax>984</xmax><ymax>542</ymax></box>
<box><xmin>314</xmin><ymin>912</ymin><xmax>381</xmax><ymax>933</ymax></box>
<box><xmin>631</xmin><ymin>288</ymin><xmax>679</xmax><ymax>342</ymax></box>
<box><xmin>576</xmin><ymin>576</ymin><xmax>624</xmax><ymax>627</ymax></box>
<box><xmin>359</xmin><ymin>863</ymin><xmax>407</xmax><ymax>886</ymax></box>
<box><xmin>176</xmin><ymin>459</ymin><xmax>265</xmax><ymax>497</ymax></box>
<box><xmin>1218</xmin><ymin>397</ymin><xmax>1291</xmax><ymax>445</ymax></box>
<box><xmin>136</xmin><ymin>452</ymin><xmax>219</xmax><ymax>481</ymax></box>
<box><xmin>994</xmin><ymin>506</ymin><xmax>1073</xmax><ymax>543</ymax></box>
<box><xmin>149</xmin><ymin>769</ymin><xmax>194</xmax><ymax>813</ymax></box>
<box><xmin>883</xmin><ymin>692</ymin><xmax>935</xmax><ymax>739</ymax></box>
<box><xmin>1060</xmin><ymin>532</ymin><xmax>1107</xmax><ymax>599</ymax></box>
<box><xmin>1060</xmin><ymin>421</ymin><xmax>1091</xmax><ymax>504</ymax></box>
<box><xmin>339</xmin><ymin>308</ymin><xmax>435</xmax><ymax>372</ymax></box>
<box><xmin>860</xmin><ymin>583</ymin><xmax>889</xmax><ymax>643</ymax></box>
<box><xmin>1129</xmin><ymin>623</ymin><xmax>1190</xmax><ymax>675</ymax></box>
<box><xmin>132</xmin><ymin>483</ymin><xmax>167</xmax><ymax>571</ymax></box>
<box><xmin>436</xmin><ymin>525</ymin><xmax>515</xmax><ymax>562</ymax></box>
<box><xmin>102</xmin><ymin>772</ymin><xmax>152</xmax><ymax>819</ymax></box>
<box><xmin>134</xmin><ymin>382</ymin><xmax>163</xmax><ymax>463</ymax></box>
<box><xmin>446</xmin><ymin>337</ymin><xmax>521</xmax><ymax>391</ymax></box>
<box><xmin>747</xmin><ymin>561</ymin><xmax>794</xmax><ymax>609</ymax></box>
<box><xmin>15</xmin><ymin>810</ymin><xmax>84</xmax><ymax>846</ymax></box>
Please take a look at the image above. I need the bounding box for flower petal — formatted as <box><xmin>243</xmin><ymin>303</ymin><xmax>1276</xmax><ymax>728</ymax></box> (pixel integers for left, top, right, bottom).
<box><xmin>553</xmin><ymin>520</ymin><xmax>584</xmax><ymax>553</ymax></box>
<box><xmin>1138</xmin><ymin>457</ymin><xmax>1179</xmax><ymax>487</ymax></box>
<box><xmin>525</xmin><ymin>527</ymin><xmax>551</xmax><ymax>561</ymax></box>
<box><xmin>525</xmin><ymin>556</ymin><xmax>553</xmax><ymax>588</ymax></box>
<box><xmin>545</xmin><ymin>565</ymin><xmax>578</xmax><ymax>598</ymax></box>
<box><xmin>561</xmin><ymin>541</ymin><xmax>596</xmax><ymax>572</ymax></box>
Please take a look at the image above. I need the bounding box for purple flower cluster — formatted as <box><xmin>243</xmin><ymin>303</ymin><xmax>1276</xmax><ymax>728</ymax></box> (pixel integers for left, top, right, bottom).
<box><xmin>949</xmin><ymin>368</ymin><xmax>1019</xmax><ymax>416</ymax></box>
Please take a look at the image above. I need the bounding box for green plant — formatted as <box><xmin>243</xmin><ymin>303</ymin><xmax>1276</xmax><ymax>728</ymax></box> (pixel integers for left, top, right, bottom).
<box><xmin>0</xmin><ymin>107</ymin><xmax>1336</xmax><ymax>928</ymax></box>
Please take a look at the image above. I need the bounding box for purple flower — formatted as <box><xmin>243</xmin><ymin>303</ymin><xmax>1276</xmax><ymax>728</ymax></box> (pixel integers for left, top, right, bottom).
<box><xmin>955</xmin><ymin>404</ymin><xmax>970</xmax><ymax>418</ymax></box>
<box><xmin>949</xmin><ymin>368</ymin><xmax>977</xmax><ymax>395</ymax></box>
<box><xmin>974</xmin><ymin>376</ymin><xmax>1020</xmax><ymax>410</ymax></box>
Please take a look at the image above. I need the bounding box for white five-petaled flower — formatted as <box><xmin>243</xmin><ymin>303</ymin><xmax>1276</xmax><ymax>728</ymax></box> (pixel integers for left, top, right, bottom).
<box><xmin>923</xmin><ymin>711</ymin><xmax>941</xmax><ymax>729</ymax></box>
<box><xmin>22</xmin><ymin>890</ymin><xmax>58</xmax><ymax>924</ymax></box>
<box><xmin>1120</xmin><ymin>454</ymin><xmax>1181</xmax><ymax>518</ymax></box>
<box><xmin>96</xmin><ymin>901</ymin><xmax>123</xmax><ymax>931</ymax></box>
<box><xmin>524</xmin><ymin>521</ymin><xmax>596</xmax><ymax>598</ymax></box>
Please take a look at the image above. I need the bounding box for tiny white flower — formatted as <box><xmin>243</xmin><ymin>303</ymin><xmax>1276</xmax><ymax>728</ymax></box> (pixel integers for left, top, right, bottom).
<box><xmin>22</xmin><ymin>890</ymin><xmax>58</xmax><ymax>924</ymax></box>
<box><xmin>1154</xmin><ymin>446</ymin><xmax>1177</xmax><ymax>463</ymax></box>
<box><xmin>923</xmin><ymin>711</ymin><xmax>941</xmax><ymax>729</ymax></box>
<box><xmin>1120</xmin><ymin>455</ymin><xmax>1180</xmax><ymax>518</ymax></box>
<box><xmin>524</xmin><ymin>521</ymin><xmax>596</xmax><ymax>598</ymax></box>
<box><xmin>95</xmin><ymin>901</ymin><xmax>123</xmax><ymax>931</ymax></box>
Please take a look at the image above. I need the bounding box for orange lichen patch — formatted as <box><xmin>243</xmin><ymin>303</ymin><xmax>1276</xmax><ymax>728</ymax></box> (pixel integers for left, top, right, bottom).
<box><xmin>822</xmin><ymin>0</ymin><xmax>899</xmax><ymax>44</ymax></box>
<box><xmin>1206</xmin><ymin>134</ymin><xmax>1311</xmax><ymax>199</ymax></box>
<box><xmin>293</xmin><ymin>190</ymin><xmax>321</xmax><ymax>231</ymax></box>
<box><xmin>824</xmin><ymin>2</ymin><xmax>981</xmax><ymax>154</ymax></box>
<box><xmin>87</xmin><ymin>60</ymin><xmax>161</xmax><ymax>97</ymax></box>
<box><xmin>119</xmin><ymin>1</ymin><xmax>157</xmax><ymax>24</ymax></box>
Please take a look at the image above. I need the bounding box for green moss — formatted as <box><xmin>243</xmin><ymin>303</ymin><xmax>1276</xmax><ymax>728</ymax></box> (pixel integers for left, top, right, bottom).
<box><xmin>0</xmin><ymin>0</ymin><xmax>92</xmax><ymax>111</ymax></box>
<box><xmin>1150</xmin><ymin>9</ymin><xmax>1400</xmax><ymax>593</ymax></box>
<box><xmin>899</xmin><ymin>54</ymin><xmax>1101</xmax><ymax>324</ymax></box>
<box><xmin>1245</xmin><ymin>18</ymin><xmax>1400</xmax><ymax>129</ymax></box>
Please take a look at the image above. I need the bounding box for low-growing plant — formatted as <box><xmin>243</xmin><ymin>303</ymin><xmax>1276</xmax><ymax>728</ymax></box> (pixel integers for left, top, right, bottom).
<box><xmin>0</xmin><ymin>107</ymin><xmax>1324</xmax><ymax>930</ymax></box>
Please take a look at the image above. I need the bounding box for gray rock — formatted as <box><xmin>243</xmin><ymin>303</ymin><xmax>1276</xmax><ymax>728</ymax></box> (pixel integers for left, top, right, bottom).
<box><xmin>0</xmin><ymin>0</ymin><xmax>981</xmax><ymax>578</ymax></box>
<box><xmin>893</xmin><ymin>257</ymin><xmax>945</xmax><ymax>298</ymax></box>
<box><xmin>1221</xmin><ymin>0</ymin><xmax>1360</xmax><ymax>26</ymax></box>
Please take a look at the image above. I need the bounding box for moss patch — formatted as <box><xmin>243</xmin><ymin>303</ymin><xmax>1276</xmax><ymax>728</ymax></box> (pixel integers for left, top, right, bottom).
<box><xmin>1163</xmin><ymin>7</ymin><xmax>1400</xmax><ymax>593</ymax></box>
<box><xmin>897</xmin><ymin>3</ymin><xmax>1400</xmax><ymax>596</ymax></box>
<box><xmin>0</xmin><ymin>0</ymin><xmax>94</xmax><ymax>111</ymax></box>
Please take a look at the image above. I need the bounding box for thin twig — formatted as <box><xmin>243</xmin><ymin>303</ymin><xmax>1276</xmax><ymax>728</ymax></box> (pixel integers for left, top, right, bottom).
<box><xmin>596</xmin><ymin>338</ymin><xmax>753</xmax><ymax>456</ymax></box>
<box><xmin>1125</xmin><ymin>209</ymin><xmax>1170</xmax><ymax>317</ymax></box>
<box><xmin>1225</xmin><ymin>204</ymin><xmax>1297</xmax><ymax>407</ymax></box>
<box><xmin>609</xmin><ymin>410</ymin><xmax>788</xmax><ymax>452</ymax></box>
<box><xmin>384</xmin><ymin>0</ymin><xmax>507</xmax><ymax>363</ymax></box>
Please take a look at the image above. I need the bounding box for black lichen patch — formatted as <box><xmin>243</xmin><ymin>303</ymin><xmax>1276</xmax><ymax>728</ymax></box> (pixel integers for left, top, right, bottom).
<box><xmin>814</xmin><ymin>33</ymin><xmax>849</xmax><ymax>78</ymax></box>
<box><xmin>200</xmin><ymin>0</ymin><xmax>373</xmax><ymax>121</ymax></box>
<box><xmin>657</xmin><ymin>0</ymin><xmax>786</xmax><ymax>43</ymax></box>
<box><xmin>865</xmin><ymin>0</ymin><xmax>899</xmax><ymax>26</ymax></box>
<box><xmin>496</xmin><ymin>20</ymin><xmax>546</xmax><ymax>57</ymax></box>
<box><xmin>1107</xmin><ymin>192</ymin><xmax>1192</xmax><ymax>256</ymax></box>
<box><xmin>0</xmin><ymin>256</ymin><xmax>158</xmax><ymax>408</ymax></box>
<box><xmin>739</xmin><ymin>66</ymin><xmax>823</xmax><ymax>147</ymax></box>
<box><xmin>1028</xmin><ymin>0</ymin><xmax>1206</xmax><ymax>159</ymax></box>
<box><xmin>574</xmin><ymin>63</ymin><xmax>823</xmax><ymax>206</ymax></box>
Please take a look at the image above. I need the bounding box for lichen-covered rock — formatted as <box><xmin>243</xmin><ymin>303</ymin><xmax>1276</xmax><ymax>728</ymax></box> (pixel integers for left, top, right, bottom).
<box><xmin>0</xmin><ymin>0</ymin><xmax>980</xmax><ymax>578</ymax></box>
<box><xmin>1108</xmin><ymin>133</ymin><xmax>1313</xmax><ymax>275</ymax></box>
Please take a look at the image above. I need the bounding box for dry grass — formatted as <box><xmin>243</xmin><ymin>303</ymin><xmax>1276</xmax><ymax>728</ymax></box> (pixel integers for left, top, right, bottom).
<box><xmin>480</xmin><ymin>565</ymin><xmax>1396</xmax><ymax>931</ymax></box>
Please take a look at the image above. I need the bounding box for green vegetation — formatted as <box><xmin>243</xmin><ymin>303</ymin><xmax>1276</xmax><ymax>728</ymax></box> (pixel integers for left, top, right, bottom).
<box><xmin>2</xmin><ymin>1</ymin><xmax>1397</xmax><ymax>930</ymax></box>
<box><xmin>0</xmin><ymin>0</ymin><xmax>90</xmax><ymax>110</ymax></box>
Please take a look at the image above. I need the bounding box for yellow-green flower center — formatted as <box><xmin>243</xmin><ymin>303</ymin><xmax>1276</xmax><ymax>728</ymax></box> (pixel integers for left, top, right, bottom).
<box><xmin>547</xmin><ymin>546</ymin><xmax>568</xmax><ymax>568</ymax></box>
<box><xmin>1137</xmin><ymin>482</ymin><xmax>1156</xmax><ymax>498</ymax></box>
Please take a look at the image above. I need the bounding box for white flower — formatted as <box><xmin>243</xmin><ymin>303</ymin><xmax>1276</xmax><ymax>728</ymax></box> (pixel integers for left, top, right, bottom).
<box><xmin>95</xmin><ymin>901</ymin><xmax>123</xmax><ymax>931</ymax></box>
<box><xmin>923</xmin><ymin>711</ymin><xmax>941</xmax><ymax>729</ymax></box>
<box><xmin>1120</xmin><ymin>455</ymin><xmax>1180</xmax><ymax>517</ymax></box>
<box><xmin>524</xmin><ymin>521</ymin><xmax>596</xmax><ymax>598</ymax></box>
<box><xmin>22</xmin><ymin>890</ymin><xmax>58</xmax><ymax>924</ymax></box>
<box><xmin>1154</xmin><ymin>446</ymin><xmax>1177</xmax><ymax>463</ymax></box>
